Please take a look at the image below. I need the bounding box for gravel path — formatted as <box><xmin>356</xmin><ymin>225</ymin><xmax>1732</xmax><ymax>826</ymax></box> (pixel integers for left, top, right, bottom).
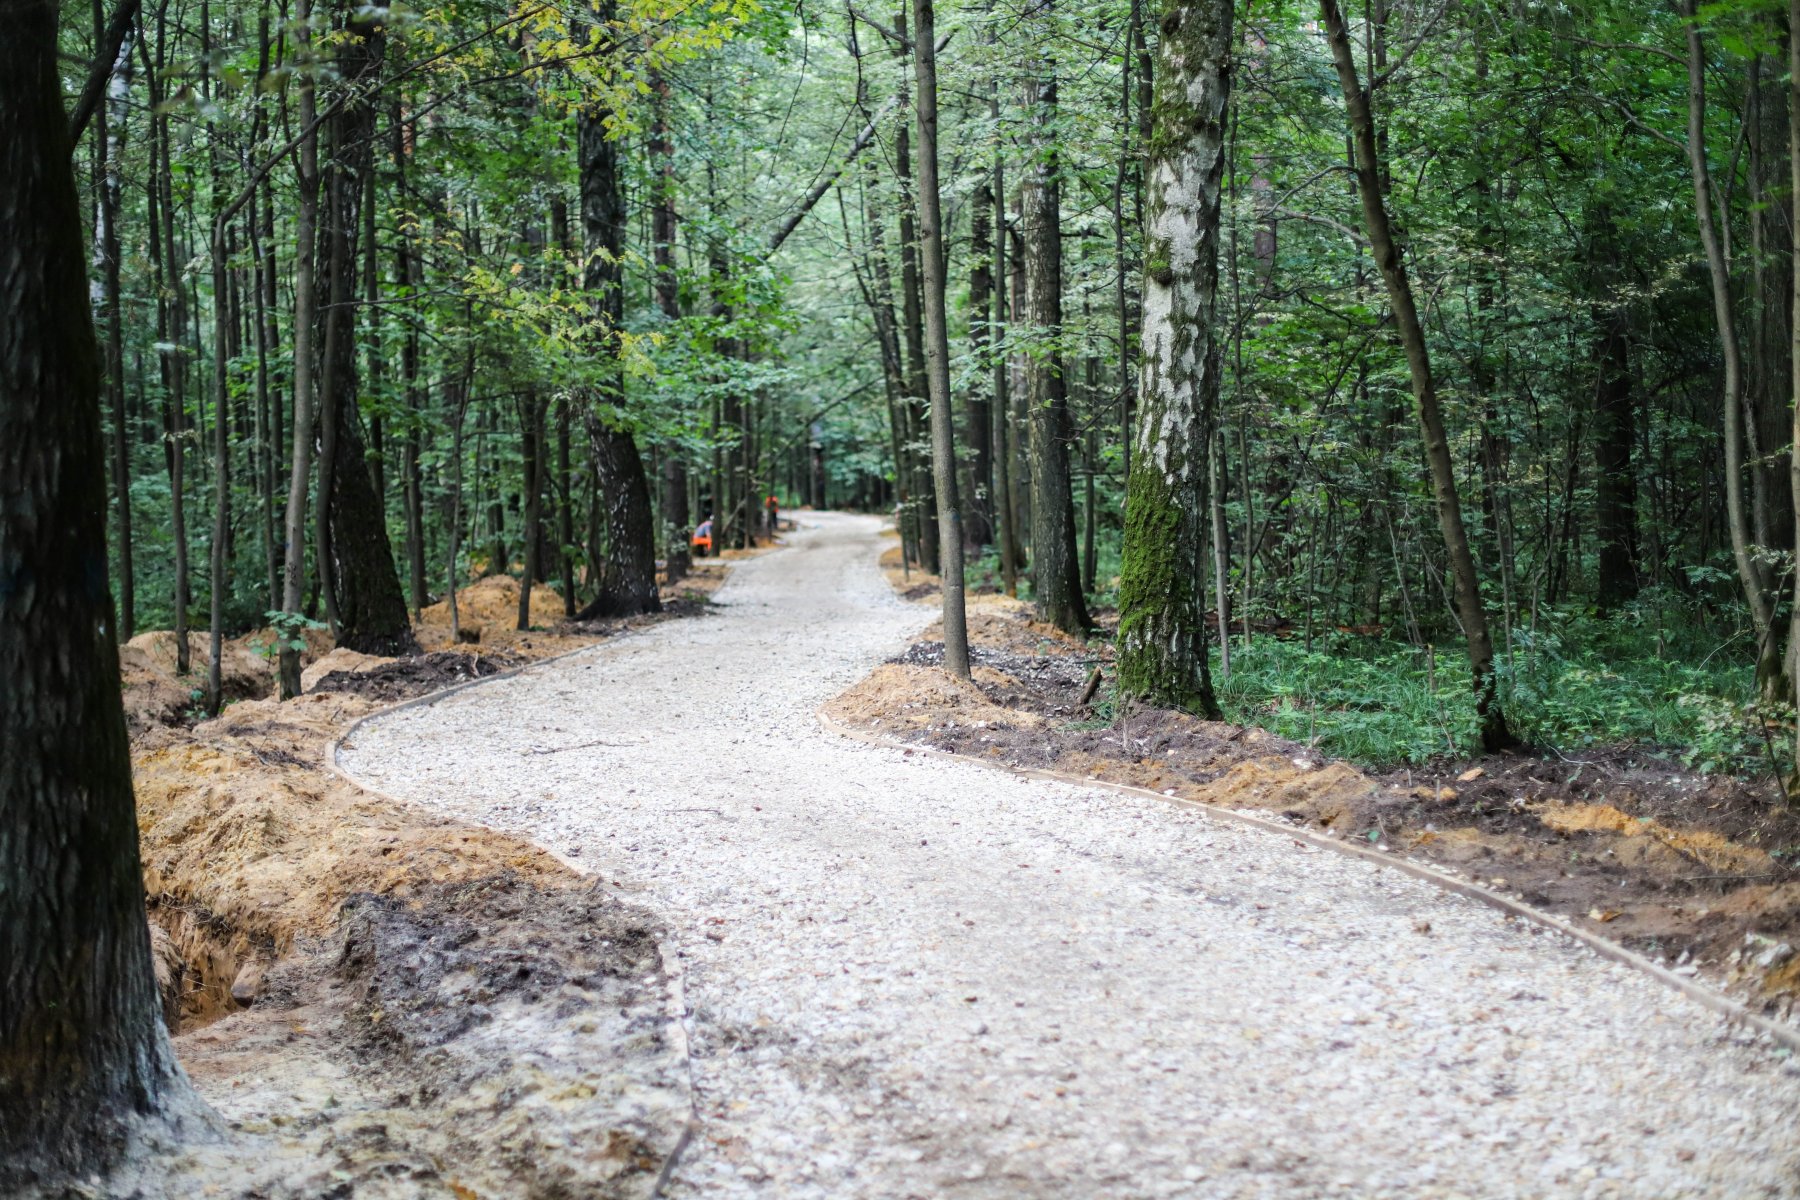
<box><xmin>339</xmin><ymin>512</ymin><xmax>1800</xmax><ymax>1199</ymax></box>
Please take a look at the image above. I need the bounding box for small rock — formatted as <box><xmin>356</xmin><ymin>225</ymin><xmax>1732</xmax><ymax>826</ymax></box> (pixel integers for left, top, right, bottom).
<box><xmin>230</xmin><ymin>961</ymin><xmax>266</xmax><ymax>1006</ymax></box>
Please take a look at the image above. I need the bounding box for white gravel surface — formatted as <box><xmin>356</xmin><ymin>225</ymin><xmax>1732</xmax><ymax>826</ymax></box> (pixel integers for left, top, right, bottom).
<box><xmin>339</xmin><ymin>511</ymin><xmax>1800</xmax><ymax>1199</ymax></box>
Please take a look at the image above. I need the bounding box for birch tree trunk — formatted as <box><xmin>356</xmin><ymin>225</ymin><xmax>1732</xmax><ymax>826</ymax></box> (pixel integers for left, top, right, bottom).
<box><xmin>1116</xmin><ymin>0</ymin><xmax>1230</xmax><ymax>717</ymax></box>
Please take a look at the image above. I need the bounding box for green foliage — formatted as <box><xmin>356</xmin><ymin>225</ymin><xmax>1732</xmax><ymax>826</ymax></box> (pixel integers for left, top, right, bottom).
<box><xmin>1216</xmin><ymin>603</ymin><xmax>1772</xmax><ymax>774</ymax></box>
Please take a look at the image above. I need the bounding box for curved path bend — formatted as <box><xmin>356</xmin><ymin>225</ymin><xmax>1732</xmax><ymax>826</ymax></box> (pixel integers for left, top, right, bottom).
<box><xmin>339</xmin><ymin>512</ymin><xmax>1800</xmax><ymax>1199</ymax></box>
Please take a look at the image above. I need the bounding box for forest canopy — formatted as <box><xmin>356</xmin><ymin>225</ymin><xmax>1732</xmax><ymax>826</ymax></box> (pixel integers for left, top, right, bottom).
<box><xmin>53</xmin><ymin>0</ymin><xmax>1800</xmax><ymax>780</ymax></box>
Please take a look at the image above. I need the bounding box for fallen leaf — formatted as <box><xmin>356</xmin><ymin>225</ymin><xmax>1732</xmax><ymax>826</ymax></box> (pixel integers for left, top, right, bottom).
<box><xmin>1457</xmin><ymin>767</ymin><xmax>1485</xmax><ymax>783</ymax></box>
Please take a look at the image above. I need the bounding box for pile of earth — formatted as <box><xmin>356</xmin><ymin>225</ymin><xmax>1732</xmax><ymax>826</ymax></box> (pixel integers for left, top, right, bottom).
<box><xmin>825</xmin><ymin>591</ymin><xmax>1800</xmax><ymax>1019</ymax></box>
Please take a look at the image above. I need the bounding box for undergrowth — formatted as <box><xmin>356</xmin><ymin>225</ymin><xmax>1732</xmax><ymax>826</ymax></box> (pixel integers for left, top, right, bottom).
<box><xmin>1216</xmin><ymin>604</ymin><xmax>1777</xmax><ymax>773</ymax></box>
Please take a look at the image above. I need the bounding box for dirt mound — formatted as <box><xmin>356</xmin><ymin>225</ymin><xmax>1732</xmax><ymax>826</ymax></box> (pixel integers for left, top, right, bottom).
<box><xmin>825</xmin><ymin>662</ymin><xmax>1040</xmax><ymax>733</ymax></box>
<box><xmin>844</xmin><ymin>567</ymin><xmax>1800</xmax><ymax>1017</ymax></box>
<box><xmin>299</xmin><ymin>646</ymin><xmax>393</xmax><ymax>692</ymax></box>
<box><xmin>311</xmin><ymin>649</ymin><xmax>524</xmax><ymax>704</ymax></box>
<box><xmin>133</xmin><ymin>692</ymin><xmax>574</xmax><ymax>1025</ymax></box>
<box><xmin>119</xmin><ymin>630</ymin><xmax>275</xmax><ymax>732</ymax></box>
<box><xmin>420</xmin><ymin>573</ymin><xmax>569</xmax><ymax>632</ymax></box>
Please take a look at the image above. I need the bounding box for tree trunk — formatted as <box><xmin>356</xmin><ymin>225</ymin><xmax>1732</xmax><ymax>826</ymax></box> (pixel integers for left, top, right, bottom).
<box><xmin>1020</xmin><ymin>51</ymin><xmax>1092</xmax><ymax>635</ymax></box>
<box><xmin>317</xmin><ymin>9</ymin><xmax>415</xmax><ymax>656</ymax></box>
<box><xmin>1320</xmin><ymin>0</ymin><xmax>1510</xmax><ymax>750</ymax></box>
<box><xmin>576</xmin><ymin>105</ymin><xmax>661</xmax><ymax>619</ymax></box>
<box><xmin>99</xmin><ymin>28</ymin><xmax>134</xmax><ymax>638</ymax></box>
<box><xmin>1681</xmin><ymin>0</ymin><xmax>1782</xmax><ymax>699</ymax></box>
<box><xmin>651</xmin><ymin>72</ymin><xmax>691</xmax><ymax>582</ymax></box>
<box><xmin>278</xmin><ymin>0</ymin><xmax>321</xmax><ymax>699</ymax></box>
<box><xmin>1592</xmin><ymin>289</ymin><xmax>1638</xmax><ymax>613</ymax></box>
<box><xmin>911</xmin><ymin>0</ymin><xmax>969</xmax><ymax>677</ymax></box>
<box><xmin>1789</xmin><ymin>0</ymin><xmax>1800</xmax><ymax>794</ymax></box>
<box><xmin>1</xmin><ymin>10</ymin><xmax>186</xmax><ymax>1182</ymax></box>
<box><xmin>1116</xmin><ymin>0</ymin><xmax>1230</xmax><ymax>718</ymax></box>
<box><xmin>893</xmin><ymin>17</ymin><xmax>939</xmax><ymax>575</ymax></box>
<box><xmin>966</xmin><ymin>168</ymin><xmax>997</xmax><ymax>551</ymax></box>
<box><xmin>517</xmin><ymin>389</ymin><xmax>544</xmax><ymax>630</ymax></box>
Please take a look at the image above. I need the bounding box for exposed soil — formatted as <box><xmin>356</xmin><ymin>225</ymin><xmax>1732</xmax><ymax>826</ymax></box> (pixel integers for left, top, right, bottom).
<box><xmin>105</xmin><ymin>565</ymin><xmax>730</xmax><ymax>1197</ymax></box>
<box><xmin>827</xmin><ymin>590</ymin><xmax>1800</xmax><ymax>1019</ymax></box>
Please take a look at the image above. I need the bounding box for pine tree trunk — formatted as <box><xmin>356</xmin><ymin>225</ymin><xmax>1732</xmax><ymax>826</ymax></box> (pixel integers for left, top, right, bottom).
<box><xmin>1321</xmin><ymin>0</ymin><xmax>1510</xmax><ymax>750</ymax></box>
<box><xmin>1</xmin><ymin>10</ymin><xmax>187</xmax><ymax>1182</ymax></box>
<box><xmin>1116</xmin><ymin>0</ymin><xmax>1230</xmax><ymax>718</ymax></box>
<box><xmin>1020</xmin><ymin>54</ymin><xmax>1092</xmax><ymax>635</ymax></box>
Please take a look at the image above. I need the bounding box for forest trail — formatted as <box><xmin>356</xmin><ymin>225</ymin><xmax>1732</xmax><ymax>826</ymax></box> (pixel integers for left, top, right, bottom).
<box><xmin>338</xmin><ymin>512</ymin><xmax>1800</xmax><ymax>1199</ymax></box>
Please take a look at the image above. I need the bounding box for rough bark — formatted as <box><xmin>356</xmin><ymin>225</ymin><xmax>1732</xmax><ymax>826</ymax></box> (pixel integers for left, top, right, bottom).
<box><xmin>1116</xmin><ymin>0</ymin><xmax>1230</xmax><ymax>718</ymax></box>
<box><xmin>1321</xmin><ymin>0</ymin><xmax>1510</xmax><ymax>750</ymax></box>
<box><xmin>576</xmin><ymin>106</ymin><xmax>661</xmax><ymax>619</ymax></box>
<box><xmin>1</xmin><ymin>7</ymin><xmax>187</xmax><ymax>1183</ymax></box>
<box><xmin>911</xmin><ymin>0</ymin><xmax>970</xmax><ymax>678</ymax></box>
<box><xmin>317</xmin><ymin>9</ymin><xmax>415</xmax><ymax>656</ymax></box>
<box><xmin>1020</xmin><ymin>53</ymin><xmax>1093</xmax><ymax>635</ymax></box>
<box><xmin>893</xmin><ymin>17</ymin><xmax>939</xmax><ymax>574</ymax></box>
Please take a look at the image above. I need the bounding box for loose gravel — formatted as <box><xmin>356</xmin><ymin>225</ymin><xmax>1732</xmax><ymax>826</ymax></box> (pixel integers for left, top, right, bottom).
<box><xmin>339</xmin><ymin>512</ymin><xmax>1800</xmax><ymax>1199</ymax></box>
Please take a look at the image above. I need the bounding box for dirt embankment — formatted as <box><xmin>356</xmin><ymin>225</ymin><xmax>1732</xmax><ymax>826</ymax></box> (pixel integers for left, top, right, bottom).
<box><xmin>828</xmin><ymin>586</ymin><xmax>1800</xmax><ymax>1019</ymax></box>
<box><xmin>114</xmin><ymin>565</ymin><xmax>732</xmax><ymax>1197</ymax></box>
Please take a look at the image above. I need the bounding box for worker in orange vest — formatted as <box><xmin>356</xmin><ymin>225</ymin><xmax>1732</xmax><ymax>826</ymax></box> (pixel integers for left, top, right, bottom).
<box><xmin>765</xmin><ymin>494</ymin><xmax>779</xmax><ymax>539</ymax></box>
<box><xmin>691</xmin><ymin>515</ymin><xmax>713</xmax><ymax>557</ymax></box>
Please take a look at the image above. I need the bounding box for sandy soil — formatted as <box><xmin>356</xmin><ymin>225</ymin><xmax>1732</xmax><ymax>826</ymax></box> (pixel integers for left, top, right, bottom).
<box><xmin>340</xmin><ymin>513</ymin><xmax>1800</xmax><ymax>1199</ymax></box>
<box><xmin>89</xmin><ymin>566</ymin><xmax>738</xmax><ymax>1200</ymax></box>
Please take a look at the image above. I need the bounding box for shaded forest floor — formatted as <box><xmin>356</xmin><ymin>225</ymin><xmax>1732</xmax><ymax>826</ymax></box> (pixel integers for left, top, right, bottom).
<box><xmin>833</xmin><ymin>541</ymin><xmax>1800</xmax><ymax>1021</ymax></box>
<box><xmin>109</xmin><ymin>554</ymin><xmax>758</xmax><ymax>1198</ymax></box>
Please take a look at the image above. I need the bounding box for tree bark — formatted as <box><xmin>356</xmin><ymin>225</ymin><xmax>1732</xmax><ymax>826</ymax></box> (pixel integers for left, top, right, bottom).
<box><xmin>911</xmin><ymin>0</ymin><xmax>970</xmax><ymax>677</ymax></box>
<box><xmin>516</xmin><ymin>389</ymin><xmax>544</xmax><ymax>630</ymax></box>
<box><xmin>1789</xmin><ymin>0</ymin><xmax>1800</xmax><ymax>793</ymax></box>
<box><xmin>1681</xmin><ymin>0</ymin><xmax>1781</xmax><ymax>699</ymax></box>
<box><xmin>651</xmin><ymin>72</ymin><xmax>691</xmax><ymax>581</ymax></box>
<box><xmin>279</xmin><ymin>0</ymin><xmax>321</xmax><ymax>699</ymax></box>
<box><xmin>1020</xmin><ymin>49</ymin><xmax>1092</xmax><ymax>635</ymax></box>
<box><xmin>1320</xmin><ymin>0</ymin><xmax>1510</xmax><ymax>750</ymax></box>
<box><xmin>1116</xmin><ymin>0</ymin><xmax>1230</xmax><ymax>718</ymax></box>
<box><xmin>1</xmin><ymin>7</ymin><xmax>186</xmax><ymax>1182</ymax></box>
<box><xmin>575</xmin><ymin>106</ymin><xmax>661</xmax><ymax>619</ymax></box>
<box><xmin>99</xmin><ymin>27</ymin><xmax>134</xmax><ymax>638</ymax></box>
<box><xmin>317</xmin><ymin>8</ymin><xmax>415</xmax><ymax>656</ymax></box>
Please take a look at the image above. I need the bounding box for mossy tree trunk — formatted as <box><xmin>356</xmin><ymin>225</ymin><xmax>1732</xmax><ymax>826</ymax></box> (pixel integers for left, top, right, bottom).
<box><xmin>1115</xmin><ymin>0</ymin><xmax>1231</xmax><ymax>719</ymax></box>
<box><xmin>1</xmin><ymin>5</ymin><xmax>188</xmax><ymax>1184</ymax></box>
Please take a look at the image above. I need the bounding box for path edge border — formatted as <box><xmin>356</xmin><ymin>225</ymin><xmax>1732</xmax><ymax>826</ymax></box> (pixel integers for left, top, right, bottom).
<box><xmin>317</xmin><ymin>627</ymin><xmax>705</xmax><ymax>1197</ymax></box>
<box><xmin>816</xmin><ymin>710</ymin><xmax>1800</xmax><ymax>1055</ymax></box>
